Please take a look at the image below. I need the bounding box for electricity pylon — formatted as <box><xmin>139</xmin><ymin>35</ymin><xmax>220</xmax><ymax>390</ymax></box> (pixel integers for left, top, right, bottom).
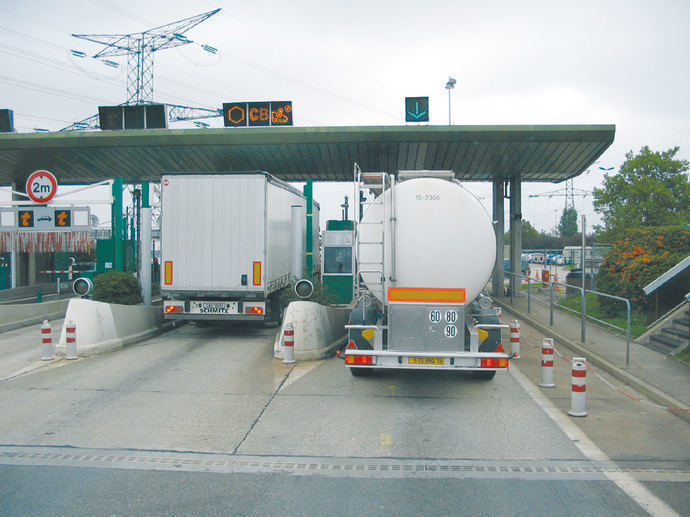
<box><xmin>72</xmin><ymin>8</ymin><xmax>220</xmax><ymax>105</ymax></box>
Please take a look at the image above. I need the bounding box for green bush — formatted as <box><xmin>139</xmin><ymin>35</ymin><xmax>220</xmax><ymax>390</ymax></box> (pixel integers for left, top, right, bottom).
<box><xmin>91</xmin><ymin>271</ymin><xmax>143</xmax><ymax>305</ymax></box>
<box><xmin>595</xmin><ymin>226</ymin><xmax>690</xmax><ymax>313</ymax></box>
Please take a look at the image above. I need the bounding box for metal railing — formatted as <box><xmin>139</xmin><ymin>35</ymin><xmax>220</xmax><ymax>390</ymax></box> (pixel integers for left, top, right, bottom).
<box><xmin>504</xmin><ymin>271</ymin><xmax>632</xmax><ymax>366</ymax></box>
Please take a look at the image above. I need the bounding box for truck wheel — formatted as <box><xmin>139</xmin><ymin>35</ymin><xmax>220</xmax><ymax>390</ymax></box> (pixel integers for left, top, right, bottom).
<box><xmin>349</xmin><ymin>367</ymin><xmax>373</xmax><ymax>377</ymax></box>
<box><xmin>472</xmin><ymin>370</ymin><xmax>496</xmax><ymax>380</ymax></box>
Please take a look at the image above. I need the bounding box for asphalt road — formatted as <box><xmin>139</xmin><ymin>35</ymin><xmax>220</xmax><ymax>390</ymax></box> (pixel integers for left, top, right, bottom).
<box><xmin>0</xmin><ymin>320</ymin><xmax>687</xmax><ymax>516</ymax></box>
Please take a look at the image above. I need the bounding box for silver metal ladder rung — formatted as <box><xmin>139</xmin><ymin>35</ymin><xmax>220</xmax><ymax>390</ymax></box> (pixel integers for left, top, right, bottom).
<box><xmin>358</xmin><ymin>221</ymin><xmax>383</xmax><ymax>225</ymax></box>
<box><xmin>359</xmin><ymin>241</ymin><xmax>383</xmax><ymax>245</ymax></box>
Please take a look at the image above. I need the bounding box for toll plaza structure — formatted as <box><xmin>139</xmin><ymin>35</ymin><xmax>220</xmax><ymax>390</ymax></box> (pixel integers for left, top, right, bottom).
<box><xmin>0</xmin><ymin>124</ymin><xmax>615</xmax><ymax>294</ymax></box>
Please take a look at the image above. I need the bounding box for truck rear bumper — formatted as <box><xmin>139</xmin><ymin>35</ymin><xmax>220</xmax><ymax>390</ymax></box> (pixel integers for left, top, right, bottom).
<box><xmin>344</xmin><ymin>350</ymin><xmax>510</xmax><ymax>371</ymax></box>
<box><xmin>163</xmin><ymin>313</ymin><xmax>265</xmax><ymax>322</ymax></box>
<box><xmin>163</xmin><ymin>299</ymin><xmax>267</xmax><ymax>321</ymax></box>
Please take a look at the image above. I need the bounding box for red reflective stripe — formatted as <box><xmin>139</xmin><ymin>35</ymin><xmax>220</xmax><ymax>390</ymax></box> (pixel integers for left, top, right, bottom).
<box><xmin>284</xmin><ymin>330</ymin><xmax>294</xmax><ymax>336</ymax></box>
<box><xmin>42</xmin><ymin>338</ymin><xmax>51</xmax><ymax>343</ymax></box>
<box><xmin>572</xmin><ymin>370</ymin><xmax>586</xmax><ymax>377</ymax></box>
<box><xmin>41</xmin><ymin>328</ymin><xmax>51</xmax><ymax>334</ymax></box>
<box><xmin>541</xmin><ymin>360</ymin><xmax>553</xmax><ymax>367</ymax></box>
<box><xmin>572</xmin><ymin>384</ymin><xmax>586</xmax><ymax>392</ymax></box>
<box><xmin>542</xmin><ymin>348</ymin><xmax>554</xmax><ymax>354</ymax></box>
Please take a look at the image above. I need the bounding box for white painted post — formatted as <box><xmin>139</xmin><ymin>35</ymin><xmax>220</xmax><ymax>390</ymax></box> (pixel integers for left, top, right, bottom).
<box><xmin>40</xmin><ymin>320</ymin><xmax>54</xmax><ymax>361</ymax></box>
<box><xmin>538</xmin><ymin>337</ymin><xmax>555</xmax><ymax>388</ymax></box>
<box><xmin>140</xmin><ymin>206</ymin><xmax>152</xmax><ymax>305</ymax></box>
<box><xmin>65</xmin><ymin>320</ymin><xmax>77</xmax><ymax>360</ymax></box>
<box><xmin>283</xmin><ymin>322</ymin><xmax>295</xmax><ymax>364</ymax></box>
<box><xmin>568</xmin><ymin>358</ymin><xmax>588</xmax><ymax>417</ymax></box>
<box><xmin>291</xmin><ymin>205</ymin><xmax>304</xmax><ymax>279</ymax></box>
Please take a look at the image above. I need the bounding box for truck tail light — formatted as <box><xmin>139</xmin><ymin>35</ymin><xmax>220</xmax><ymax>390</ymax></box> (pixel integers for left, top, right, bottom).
<box><xmin>165</xmin><ymin>304</ymin><xmax>183</xmax><ymax>313</ymax></box>
<box><xmin>253</xmin><ymin>261</ymin><xmax>261</xmax><ymax>286</ymax></box>
<box><xmin>164</xmin><ymin>261</ymin><xmax>173</xmax><ymax>285</ymax></box>
<box><xmin>245</xmin><ymin>306</ymin><xmax>264</xmax><ymax>315</ymax></box>
<box><xmin>480</xmin><ymin>357</ymin><xmax>509</xmax><ymax>368</ymax></box>
<box><xmin>345</xmin><ymin>355</ymin><xmax>373</xmax><ymax>365</ymax></box>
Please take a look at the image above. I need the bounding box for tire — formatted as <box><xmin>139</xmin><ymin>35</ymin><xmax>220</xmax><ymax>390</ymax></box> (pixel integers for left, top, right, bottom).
<box><xmin>349</xmin><ymin>367</ymin><xmax>373</xmax><ymax>377</ymax></box>
<box><xmin>472</xmin><ymin>370</ymin><xmax>496</xmax><ymax>380</ymax></box>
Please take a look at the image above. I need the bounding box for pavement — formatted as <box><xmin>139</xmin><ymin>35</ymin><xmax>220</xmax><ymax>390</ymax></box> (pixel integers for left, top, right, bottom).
<box><xmin>493</xmin><ymin>289</ymin><xmax>690</xmax><ymax>423</ymax></box>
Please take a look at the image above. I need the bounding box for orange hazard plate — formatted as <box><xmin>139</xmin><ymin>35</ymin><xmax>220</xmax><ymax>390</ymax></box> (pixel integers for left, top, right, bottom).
<box><xmin>408</xmin><ymin>356</ymin><xmax>445</xmax><ymax>365</ymax></box>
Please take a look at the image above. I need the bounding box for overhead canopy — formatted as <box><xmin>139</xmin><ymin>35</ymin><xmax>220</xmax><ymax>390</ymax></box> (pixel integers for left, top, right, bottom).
<box><xmin>0</xmin><ymin>124</ymin><xmax>615</xmax><ymax>186</ymax></box>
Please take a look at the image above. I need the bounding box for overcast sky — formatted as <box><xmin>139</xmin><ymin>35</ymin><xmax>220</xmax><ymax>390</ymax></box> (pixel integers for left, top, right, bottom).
<box><xmin>2</xmin><ymin>0</ymin><xmax>689</xmax><ymax>234</ymax></box>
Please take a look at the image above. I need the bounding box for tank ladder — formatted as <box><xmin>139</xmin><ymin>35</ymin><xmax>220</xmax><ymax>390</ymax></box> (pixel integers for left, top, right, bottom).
<box><xmin>353</xmin><ymin>164</ymin><xmax>394</xmax><ymax>302</ymax></box>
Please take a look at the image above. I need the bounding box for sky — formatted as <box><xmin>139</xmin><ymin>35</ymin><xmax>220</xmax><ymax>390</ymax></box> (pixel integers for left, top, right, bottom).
<box><xmin>1</xmin><ymin>0</ymin><xmax>689</xmax><ymax>234</ymax></box>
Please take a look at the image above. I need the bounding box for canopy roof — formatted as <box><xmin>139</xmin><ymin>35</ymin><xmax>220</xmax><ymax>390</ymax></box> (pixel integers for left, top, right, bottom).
<box><xmin>0</xmin><ymin>124</ymin><xmax>615</xmax><ymax>186</ymax></box>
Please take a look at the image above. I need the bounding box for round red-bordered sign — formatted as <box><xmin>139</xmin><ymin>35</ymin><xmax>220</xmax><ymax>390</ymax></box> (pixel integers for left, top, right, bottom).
<box><xmin>26</xmin><ymin>170</ymin><xmax>58</xmax><ymax>204</ymax></box>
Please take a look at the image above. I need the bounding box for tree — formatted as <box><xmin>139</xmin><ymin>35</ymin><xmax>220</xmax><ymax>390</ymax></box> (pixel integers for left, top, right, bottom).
<box><xmin>595</xmin><ymin>226</ymin><xmax>690</xmax><ymax>315</ymax></box>
<box><xmin>558</xmin><ymin>206</ymin><xmax>578</xmax><ymax>237</ymax></box>
<box><xmin>593</xmin><ymin>146</ymin><xmax>690</xmax><ymax>242</ymax></box>
<box><xmin>504</xmin><ymin>220</ymin><xmax>539</xmax><ymax>244</ymax></box>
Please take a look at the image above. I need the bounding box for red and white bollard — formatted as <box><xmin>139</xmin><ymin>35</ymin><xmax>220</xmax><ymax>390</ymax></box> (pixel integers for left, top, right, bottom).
<box><xmin>538</xmin><ymin>337</ymin><xmax>555</xmax><ymax>388</ymax></box>
<box><xmin>41</xmin><ymin>320</ymin><xmax>54</xmax><ymax>361</ymax></box>
<box><xmin>65</xmin><ymin>320</ymin><xmax>77</xmax><ymax>360</ymax></box>
<box><xmin>282</xmin><ymin>322</ymin><xmax>295</xmax><ymax>364</ymax></box>
<box><xmin>568</xmin><ymin>358</ymin><xmax>588</xmax><ymax>417</ymax></box>
<box><xmin>509</xmin><ymin>320</ymin><xmax>520</xmax><ymax>358</ymax></box>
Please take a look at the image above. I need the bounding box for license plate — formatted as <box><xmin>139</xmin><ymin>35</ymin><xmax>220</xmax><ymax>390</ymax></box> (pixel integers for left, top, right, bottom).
<box><xmin>193</xmin><ymin>302</ymin><xmax>232</xmax><ymax>314</ymax></box>
<box><xmin>201</xmin><ymin>303</ymin><xmax>226</xmax><ymax>309</ymax></box>
<box><xmin>408</xmin><ymin>356</ymin><xmax>445</xmax><ymax>365</ymax></box>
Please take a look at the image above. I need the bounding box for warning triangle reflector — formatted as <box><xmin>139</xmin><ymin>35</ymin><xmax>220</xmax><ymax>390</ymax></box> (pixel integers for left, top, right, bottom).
<box><xmin>346</xmin><ymin>340</ymin><xmax>357</xmax><ymax>350</ymax></box>
<box><xmin>495</xmin><ymin>343</ymin><xmax>506</xmax><ymax>353</ymax></box>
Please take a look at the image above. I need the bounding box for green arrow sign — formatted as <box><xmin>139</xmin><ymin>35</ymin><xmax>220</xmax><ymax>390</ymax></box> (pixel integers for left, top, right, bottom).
<box><xmin>405</xmin><ymin>96</ymin><xmax>429</xmax><ymax>122</ymax></box>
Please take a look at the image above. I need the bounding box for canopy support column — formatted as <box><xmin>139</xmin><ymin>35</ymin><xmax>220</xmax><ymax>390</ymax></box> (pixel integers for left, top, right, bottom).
<box><xmin>509</xmin><ymin>176</ymin><xmax>522</xmax><ymax>296</ymax></box>
<box><xmin>491</xmin><ymin>177</ymin><xmax>504</xmax><ymax>297</ymax></box>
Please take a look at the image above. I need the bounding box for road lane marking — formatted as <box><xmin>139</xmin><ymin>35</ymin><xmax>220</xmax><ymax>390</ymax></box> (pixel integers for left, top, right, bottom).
<box><xmin>510</xmin><ymin>362</ymin><xmax>680</xmax><ymax>517</ymax></box>
<box><xmin>278</xmin><ymin>360</ymin><xmax>323</xmax><ymax>392</ymax></box>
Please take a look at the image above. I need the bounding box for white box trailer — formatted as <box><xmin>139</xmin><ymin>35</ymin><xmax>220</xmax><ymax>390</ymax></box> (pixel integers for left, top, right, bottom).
<box><xmin>161</xmin><ymin>172</ymin><xmax>319</xmax><ymax>322</ymax></box>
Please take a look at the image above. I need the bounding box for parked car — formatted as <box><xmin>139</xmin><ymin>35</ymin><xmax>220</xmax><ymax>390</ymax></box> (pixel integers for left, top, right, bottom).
<box><xmin>504</xmin><ymin>259</ymin><xmax>530</xmax><ymax>276</ymax></box>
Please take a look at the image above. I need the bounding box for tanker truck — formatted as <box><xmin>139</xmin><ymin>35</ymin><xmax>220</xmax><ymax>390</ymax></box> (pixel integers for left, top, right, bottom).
<box><xmin>344</xmin><ymin>168</ymin><xmax>510</xmax><ymax>378</ymax></box>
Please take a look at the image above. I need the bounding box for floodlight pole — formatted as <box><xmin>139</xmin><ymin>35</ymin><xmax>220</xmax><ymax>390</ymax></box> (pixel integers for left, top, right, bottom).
<box><xmin>445</xmin><ymin>76</ymin><xmax>456</xmax><ymax>125</ymax></box>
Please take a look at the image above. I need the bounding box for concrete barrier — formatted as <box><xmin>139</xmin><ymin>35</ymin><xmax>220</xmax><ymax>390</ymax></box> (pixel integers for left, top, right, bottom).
<box><xmin>0</xmin><ymin>299</ymin><xmax>69</xmax><ymax>333</ymax></box>
<box><xmin>57</xmin><ymin>298</ymin><xmax>166</xmax><ymax>357</ymax></box>
<box><xmin>274</xmin><ymin>301</ymin><xmax>350</xmax><ymax>361</ymax></box>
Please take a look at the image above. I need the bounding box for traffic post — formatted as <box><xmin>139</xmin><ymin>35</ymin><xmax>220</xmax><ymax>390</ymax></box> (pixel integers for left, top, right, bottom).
<box><xmin>283</xmin><ymin>322</ymin><xmax>295</xmax><ymax>364</ymax></box>
<box><xmin>539</xmin><ymin>338</ymin><xmax>555</xmax><ymax>388</ymax></box>
<box><xmin>509</xmin><ymin>320</ymin><xmax>520</xmax><ymax>358</ymax></box>
<box><xmin>40</xmin><ymin>320</ymin><xmax>53</xmax><ymax>361</ymax></box>
<box><xmin>568</xmin><ymin>358</ymin><xmax>588</xmax><ymax>417</ymax></box>
<box><xmin>65</xmin><ymin>320</ymin><xmax>77</xmax><ymax>360</ymax></box>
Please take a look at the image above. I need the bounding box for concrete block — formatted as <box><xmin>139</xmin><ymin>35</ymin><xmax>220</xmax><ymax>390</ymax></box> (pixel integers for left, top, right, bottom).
<box><xmin>0</xmin><ymin>299</ymin><xmax>68</xmax><ymax>333</ymax></box>
<box><xmin>274</xmin><ymin>301</ymin><xmax>349</xmax><ymax>361</ymax></box>
<box><xmin>57</xmin><ymin>298</ymin><xmax>165</xmax><ymax>357</ymax></box>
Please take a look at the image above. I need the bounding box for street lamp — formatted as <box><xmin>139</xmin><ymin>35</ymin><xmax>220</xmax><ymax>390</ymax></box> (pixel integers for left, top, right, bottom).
<box><xmin>445</xmin><ymin>76</ymin><xmax>456</xmax><ymax>125</ymax></box>
<box><xmin>554</xmin><ymin>209</ymin><xmax>559</xmax><ymax>236</ymax></box>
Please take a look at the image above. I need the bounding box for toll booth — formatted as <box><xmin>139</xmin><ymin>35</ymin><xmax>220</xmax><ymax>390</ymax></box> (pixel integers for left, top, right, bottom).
<box><xmin>322</xmin><ymin>220</ymin><xmax>354</xmax><ymax>304</ymax></box>
<box><xmin>96</xmin><ymin>238</ymin><xmax>135</xmax><ymax>273</ymax></box>
<box><xmin>0</xmin><ymin>252</ymin><xmax>9</xmax><ymax>289</ymax></box>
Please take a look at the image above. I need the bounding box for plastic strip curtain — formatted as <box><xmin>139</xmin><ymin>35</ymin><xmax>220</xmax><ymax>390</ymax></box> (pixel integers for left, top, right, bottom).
<box><xmin>0</xmin><ymin>232</ymin><xmax>92</xmax><ymax>253</ymax></box>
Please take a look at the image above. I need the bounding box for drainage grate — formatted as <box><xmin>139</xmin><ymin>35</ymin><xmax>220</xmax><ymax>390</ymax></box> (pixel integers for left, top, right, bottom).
<box><xmin>1</xmin><ymin>448</ymin><xmax>688</xmax><ymax>481</ymax></box>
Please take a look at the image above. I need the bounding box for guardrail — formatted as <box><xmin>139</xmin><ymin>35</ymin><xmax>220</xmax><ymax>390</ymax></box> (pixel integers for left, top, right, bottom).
<box><xmin>504</xmin><ymin>271</ymin><xmax>632</xmax><ymax>366</ymax></box>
